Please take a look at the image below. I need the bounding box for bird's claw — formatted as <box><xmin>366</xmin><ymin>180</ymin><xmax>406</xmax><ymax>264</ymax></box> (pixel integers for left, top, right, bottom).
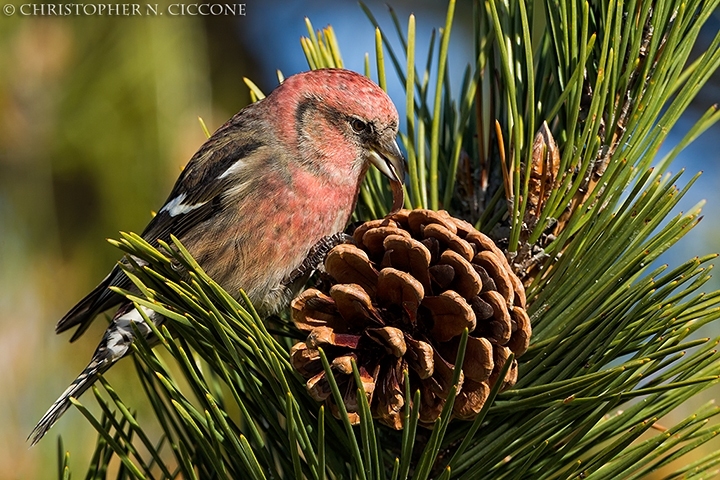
<box><xmin>284</xmin><ymin>233</ymin><xmax>353</xmax><ymax>286</ymax></box>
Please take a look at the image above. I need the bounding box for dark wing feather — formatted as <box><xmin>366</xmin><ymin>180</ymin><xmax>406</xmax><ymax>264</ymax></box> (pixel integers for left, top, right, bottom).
<box><xmin>55</xmin><ymin>264</ymin><xmax>129</xmax><ymax>340</ymax></box>
<box><xmin>54</xmin><ymin>112</ymin><xmax>264</xmax><ymax>341</ymax></box>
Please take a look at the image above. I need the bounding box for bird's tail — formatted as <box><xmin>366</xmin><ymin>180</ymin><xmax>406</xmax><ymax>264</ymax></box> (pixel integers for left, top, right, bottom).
<box><xmin>29</xmin><ymin>303</ymin><xmax>159</xmax><ymax>446</ymax></box>
<box><xmin>28</xmin><ymin>357</ymin><xmax>110</xmax><ymax>446</ymax></box>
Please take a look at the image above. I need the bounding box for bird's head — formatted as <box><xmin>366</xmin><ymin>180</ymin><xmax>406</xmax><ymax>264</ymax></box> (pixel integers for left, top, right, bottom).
<box><xmin>268</xmin><ymin>69</ymin><xmax>405</xmax><ymax>212</ymax></box>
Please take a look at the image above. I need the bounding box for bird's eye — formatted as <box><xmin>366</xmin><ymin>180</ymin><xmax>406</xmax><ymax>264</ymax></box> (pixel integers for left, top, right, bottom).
<box><xmin>350</xmin><ymin>118</ymin><xmax>369</xmax><ymax>134</ymax></box>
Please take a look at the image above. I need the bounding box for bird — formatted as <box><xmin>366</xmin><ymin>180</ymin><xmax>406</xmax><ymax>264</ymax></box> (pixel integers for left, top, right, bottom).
<box><xmin>29</xmin><ymin>68</ymin><xmax>405</xmax><ymax>445</ymax></box>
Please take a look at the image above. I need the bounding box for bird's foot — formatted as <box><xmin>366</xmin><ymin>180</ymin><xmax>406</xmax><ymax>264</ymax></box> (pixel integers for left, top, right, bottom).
<box><xmin>284</xmin><ymin>232</ymin><xmax>353</xmax><ymax>286</ymax></box>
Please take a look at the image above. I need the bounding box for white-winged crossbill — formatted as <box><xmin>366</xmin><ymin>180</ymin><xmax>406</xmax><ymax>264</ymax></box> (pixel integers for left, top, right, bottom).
<box><xmin>29</xmin><ymin>68</ymin><xmax>404</xmax><ymax>445</ymax></box>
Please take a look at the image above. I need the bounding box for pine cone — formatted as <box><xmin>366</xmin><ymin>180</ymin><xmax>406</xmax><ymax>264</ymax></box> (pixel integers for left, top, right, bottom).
<box><xmin>290</xmin><ymin>209</ymin><xmax>531</xmax><ymax>429</ymax></box>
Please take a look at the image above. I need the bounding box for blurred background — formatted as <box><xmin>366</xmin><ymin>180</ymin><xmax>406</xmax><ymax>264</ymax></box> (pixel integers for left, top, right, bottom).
<box><xmin>0</xmin><ymin>1</ymin><xmax>717</xmax><ymax>477</ymax></box>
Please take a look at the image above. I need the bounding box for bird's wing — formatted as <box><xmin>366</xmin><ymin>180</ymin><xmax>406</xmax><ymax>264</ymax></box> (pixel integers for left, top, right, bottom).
<box><xmin>56</xmin><ymin>114</ymin><xmax>265</xmax><ymax>341</ymax></box>
<box><xmin>55</xmin><ymin>264</ymin><xmax>129</xmax><ymax>340</ymax></box>
<box><xmin>140</xmin><ymin>122</ymin><xmax>264</xmax><ymax>244</ymax></box>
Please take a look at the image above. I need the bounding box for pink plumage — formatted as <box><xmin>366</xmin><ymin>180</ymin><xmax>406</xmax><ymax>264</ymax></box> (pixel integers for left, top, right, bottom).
<box><xmin>29</xmin><ymin>68</ymin><xmax>404</xmax><ymax>445</ymax></box>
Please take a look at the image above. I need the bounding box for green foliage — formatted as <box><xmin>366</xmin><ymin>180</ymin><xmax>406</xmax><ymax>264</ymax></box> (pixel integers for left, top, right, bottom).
<box><xmin>60</xmin><ymin>0</ymin><xmax>720</xmax><ymax>478</ymax></box>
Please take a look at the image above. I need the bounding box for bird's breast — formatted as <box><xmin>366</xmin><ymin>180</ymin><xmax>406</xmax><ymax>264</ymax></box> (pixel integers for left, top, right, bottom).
<box><xmin>182</xmin><ymin>164</ymin><xmax>361</xmax><ymax>314</ymax></box>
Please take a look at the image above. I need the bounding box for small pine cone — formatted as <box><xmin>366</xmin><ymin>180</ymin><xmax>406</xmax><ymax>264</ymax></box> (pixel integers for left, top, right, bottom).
<box><xmin>290</xmin><ymin>209</ymin><xmax>531</xmax><ymax>429</ymax></box>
